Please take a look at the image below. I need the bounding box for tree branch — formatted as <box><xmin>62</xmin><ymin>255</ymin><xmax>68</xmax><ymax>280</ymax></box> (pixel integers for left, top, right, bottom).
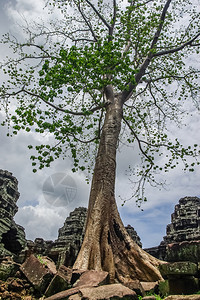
<box><xmin>153</xmin><ymin>32</ymin><xmax>200</xmax><ymax>57</ymax></box>
<box><xmin>122</xmin><ymin>116</ymin><xmax>154</xmax><ymax>167</ymax></box>
<box><xmin>121</xmin><ymin>0</ymin><xmax>172</xmax><ymax>103</ymax></box>
<box><xmin>2</xmin><ymin>88</ymin><xmax>104</xmax><ymax>116</ymax></box>
<box><xmin>109</xmin><ymin>0</ymin><xmax>117</xmax><ymax>38</ymax></box>
<box><xmin>77</xmin><ymin>2</ymin><xmax>98</xmax><ymax>42</ymax></box>
<box><xmin>85</xmin><ymin>0</ymin><xmax>111</xmax><ymax>30</ymax></box>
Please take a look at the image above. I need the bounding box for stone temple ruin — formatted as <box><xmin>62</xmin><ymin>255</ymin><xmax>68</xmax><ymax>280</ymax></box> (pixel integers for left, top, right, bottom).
<box><xmin>27</xmin><ymin>207</ymin><xmax>88</xmax><ymax>267</ymax></box>
<box><xmin>164</xmin><ymin>196</ymin><xmax>200</xmax><ymax>243</ymax></box>
<box><xmin>145</xmin><ymin>196</ymin><xmax>200</xmax><ymax>262</ymax></box>
<box><xmin>0</xmin><ymin>168</ymin><xmax>200</xmax><ymax>267</ymax></box>
<box><xmin>0</xmin><ymin>170</ymin><xmax>26</xmax><ymax>260</ymax></box>
<box><xmin>0</xmin><ymin>169</ymin><xmax>142</xmax><ymax>266</ymax></box>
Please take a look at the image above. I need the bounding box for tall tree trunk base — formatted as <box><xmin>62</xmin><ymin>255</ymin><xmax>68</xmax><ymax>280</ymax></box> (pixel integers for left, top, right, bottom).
<box><xmin>73</xmin><ymin>194</ymin><xmax>163</xmax><ymax>283</ymax></box>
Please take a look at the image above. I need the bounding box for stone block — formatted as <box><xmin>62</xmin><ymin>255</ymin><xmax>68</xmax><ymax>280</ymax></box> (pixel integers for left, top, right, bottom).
<box><xmin>159</xmin><ymin>261</ymin><xmax>198</xmax><ymax>277</ymax></box>
<box><xmin>168</xmin><ymin>276</ymin><xmax>199</xmax><ymax>295</ymax></box>
<box><xmin>45</xmin><ymin>265</ymin><xmax>72</xmax><ymax>297</ymax></box>
<box><xmin>158</xmin><ymin>280</ymin><xmax>169</xmax><ymax>297</ymax></box>
<box><xmin>73</xmin><ymin>270</ymin><xmax>109</xmax><ymax>287</ymax></box>
<box><xmin>140</xmin><ymin>281</ymin><xmax>158</xmax><ymax>294</ymax></box>
<box><xmin>164</xmin><ymin>295</ymin><xmax>200</xmax><ymax>300</ymax></box>
<box><xmin>123</xmin><ymin>279</ymin><xmax>145</xmax><ymax>296</ymax></box>
<box><xmin>166</xmin><ymin>241</ymin><xmax>200</xmax><ymax>263</ymax></box>
<box><xmin>45</xmin><ymin>284</ymin><xmax>137</xmax><ymax>300</ymax></box>
<box><xmin>44</xmin><ymin>285</ymin><xmax>91</xmax><ymax>300</ymax></box>
<box><xmin>20</xmin><ymin>254</ymin><xmax>54</xmax><ymax>293</ymax></box>
<box><xmin>71</xmin><ymin>269</ymin><xmax>86</xmax><ymax>285</ymax></box>
<box><xmin>142</xmin><ymin>297</ymin><xmax>156</xmax><ymax>300</ymax></box>
<box><xmin>78</xmin><ymin>283</ymin><xmax>137</xmax><ymax>299</ymax></box>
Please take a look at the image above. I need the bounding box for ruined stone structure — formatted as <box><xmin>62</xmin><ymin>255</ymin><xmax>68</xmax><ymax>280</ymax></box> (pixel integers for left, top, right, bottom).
<box><xmin>125</xmin><ymin>224</ymin><xmax>142</xmax><ymax>248</ymax></box>
<box><xmin>163</xmin><ymin>196</ymin><xmax>200</xmax><ymax>244</ymax></box>
<box><xmin>0</xmin><ymin>170</ymin><xmax>27</xmax><ymax>260</ymax></box>
<box><xmin>49</xmin><ymin>207</ymin><xmax>87</xmax><ymax>266</ymax></box>
<box><xmin>1</xmin><ymin>168</ymin><xmax>200</xmax><ymax>267</ymax></box>
<box><xmin>145</xmin><ymin>196</ymin><xmax>200</xmax><ymax>261</ymax></box>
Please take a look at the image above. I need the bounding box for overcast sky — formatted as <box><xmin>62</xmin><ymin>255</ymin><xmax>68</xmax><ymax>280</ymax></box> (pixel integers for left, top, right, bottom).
<box><xmin>0</xmin><ymin>0</ymin><xmax>200</xmax><ymax>249</ymax></box>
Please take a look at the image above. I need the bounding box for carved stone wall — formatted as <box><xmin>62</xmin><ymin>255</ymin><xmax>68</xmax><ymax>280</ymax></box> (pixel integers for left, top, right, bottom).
<box><xmin>0</xmin><ymin>170</ymin><xmax>27</xmax><ymax>260</ymax></box>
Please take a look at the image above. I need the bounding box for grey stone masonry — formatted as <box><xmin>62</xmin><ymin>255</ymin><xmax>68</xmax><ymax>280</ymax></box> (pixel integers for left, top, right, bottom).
<box><xmin>125</xmin><ymin>224</ymin><xmax>142</xmax><ymax>248</ymax></box>
<box><xmin>48</xmin><ymin>207</ymin><xmax>87</xmax><ymax>267</ymax></box>
<box><xmin>162</xmin><ymin>196</ymin><xmax>200</xmax><ymax>245</ymax></box>
<box><xmin>0</xmin><ymin>169</ymin><xmax>27</xmax><ymax>259</ymax></box>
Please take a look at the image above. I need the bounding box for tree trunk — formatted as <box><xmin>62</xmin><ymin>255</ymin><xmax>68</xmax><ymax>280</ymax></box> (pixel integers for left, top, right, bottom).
<box><xmin>73</xmin><ymin>95</ymin><xmax>163</xmax><ymax>283</ymax></box>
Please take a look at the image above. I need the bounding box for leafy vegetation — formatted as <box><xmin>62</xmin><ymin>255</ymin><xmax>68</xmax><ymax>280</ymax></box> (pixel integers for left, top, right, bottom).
<box><xmin>0</xmin><ymin>1</ymin><xmax>200</xmax><ymax>202</ymax></box>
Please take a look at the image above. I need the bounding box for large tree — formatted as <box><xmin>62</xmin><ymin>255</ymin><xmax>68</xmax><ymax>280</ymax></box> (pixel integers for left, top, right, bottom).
<box><xmin>0</xmin><ymin>0</ymin><xmax>200</xmax><ymax>283</ymax></box>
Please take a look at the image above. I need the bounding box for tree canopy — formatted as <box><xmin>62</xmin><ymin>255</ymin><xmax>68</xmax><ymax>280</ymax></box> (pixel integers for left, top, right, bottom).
<box><xmin>0</xmin><ymin>0</ymin><xmax>200</xmax><ymax>203</ymax></box>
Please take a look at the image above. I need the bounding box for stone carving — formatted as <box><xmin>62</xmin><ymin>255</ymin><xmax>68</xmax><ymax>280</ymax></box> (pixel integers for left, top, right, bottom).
<box><xmin>0</xmin><ymin>170</ymin><xmax>27</xmax><ymax>260</ymax></box>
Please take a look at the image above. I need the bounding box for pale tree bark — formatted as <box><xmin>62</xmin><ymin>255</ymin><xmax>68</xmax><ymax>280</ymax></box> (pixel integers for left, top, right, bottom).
<box><xmin>73</xmin><ymin>91</ymin><xmax>163</xmax><ymax>283</ymax></box>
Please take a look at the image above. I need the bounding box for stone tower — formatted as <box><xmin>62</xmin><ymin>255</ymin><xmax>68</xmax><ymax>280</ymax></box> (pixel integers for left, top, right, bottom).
<box><xmin>162</xmin><ymin>196</ymin><xmax>200</xmax><ymax>244</ymax></box>
<box><xmin>49</xmin><ymin>207</ymin><xmax>87</xmax><ymax>266</ymax></box>
<box><xmin>0</xmin><ymin>169</ymin><xmax>27</xmax><ymax>259</ymax></box>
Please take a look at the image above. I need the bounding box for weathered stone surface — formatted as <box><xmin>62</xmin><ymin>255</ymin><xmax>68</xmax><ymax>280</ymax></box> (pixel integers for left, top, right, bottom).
<box><xmin>0</xmin><ymin>257</ymin><xmax>20</xmax><ymax>280</ymax></box>
<box><xmin>45</xmin><ymin>265</ymin><xmax>72</xmax><ymax>297</ymax></box>
<box><xmin>159</xmin><ymin>262</ymin><xmax>198</xmax><ymax>277</ymax></box>
<box><xmin>166</xmin><ymin>240</ymin><xmax>200</xmax><ymax>263</ymax></box>
<box><xmin>45</xmin><ymin>284</ymin><xmax>137</xmax><ymax>300</ymax></box>
<box><xmin>0</xmin><ymin>170</ymin><xmax>27</xmax><ymax>260</ymax></box>
<box><xmin>44</xmin><ymin>285</ymin><xmax>92</xmax><ymax>300</ymax></box>
<box><xmin>46</xmin><ymin>207</ymin><xmax>87</xmax><ymax>267</ymax></box>
<box><xmin>158</xmin><ymin>280</ymin><xmax>169</xmax><ymax>297</ymax></box>
<box><xmin>144</xmin><ymin>245</ymin><xmax>167</xmax><ymax>261</ymax></box>
<box><xmin>164</xmin><ymin>295</ymin><xmax>200</xmax><ymax>300</ymax></box>
<box><xmin>140</xmin><ymin>282</ymin><xmax>158</xmax><ymax>294</ymax></box>
<box><xmin>167</xmin><ymin>276</ymin><xmax>199</xmax><ymax>295</ymax></box>
<box><xmin>20</xmin><ymin>254</ymin><xmax>54</xmax><ymax>292</ymax></box>
<box><xmin>0</xmin><ymin>276</ymin><xmax>35</xmax><ymax>299</ymax></box>
<box><xmin>73</xmin><ymin>270</ymin><xmax>109</xmax><ymax>288</ymax></box>
<box><xmin>27</xmin><ymin>238</ymin><xmax>54</xmax><ymax>257</ymax></box>
<box><xmin>145</xmin><ymin>197</ymin><xmax>200</xmax><ymax>262</ymax></box>
<box><xmin>143</xmin><ymin>297</ymin><xmax>156</xmax><ymax>300</ymax></box>
<box><xmin>7</xmin><ymin>278</ymin><xmax>24</xmax><ymax>292</ymax></box>
<box><xmin>71</xmin><ymin>269</ymin><xmax>86</xmax><ymax>285</ymax></box>
<box><xmin>123</xmin><ymin>279</ymin><xmax>145</xmax><ymax>296</ymax></box>
<box><xmin>41</xmin><ymin>256</ymin><xmax>57</xmax><ymax>275</ymax></box>
<box><xmin>159</xmin><ymin>262</ymin><xmax>199</xmax><ymax>295</ymax></box>
<box><xmin>125</xmin><ymin>224</ymin><xmax>142</xmax><ymax>248</ymax></box>
<box><xmin>164</xmin><ymin>197</ymin><xmax>200</xmax><ymax>244</ymax></box>
<box><xmin>78</xmin><ymin>284</ymin><xmax>137</xmax><ymax>299</ymax></box>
